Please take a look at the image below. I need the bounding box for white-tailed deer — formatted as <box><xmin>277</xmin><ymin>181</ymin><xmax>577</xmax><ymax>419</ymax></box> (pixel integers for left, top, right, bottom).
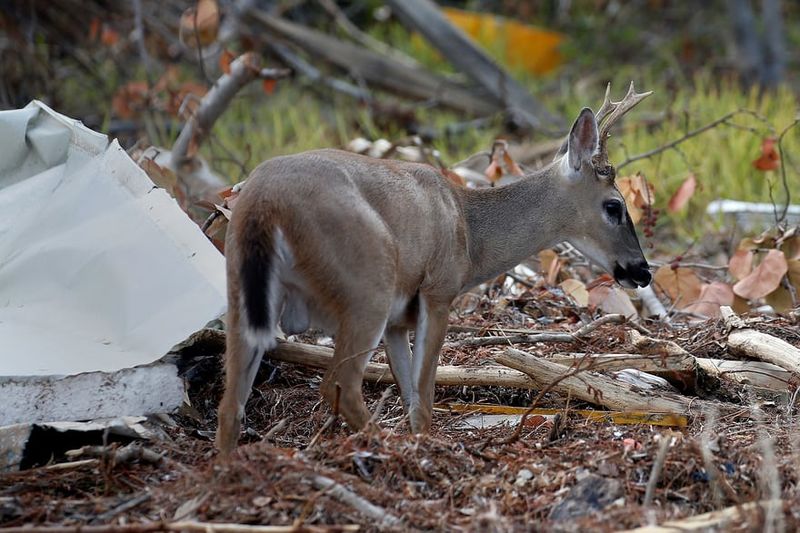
<box><xmin>217</xmin><ymin>83</ymin><xmax>653</xmax><ymax>453</ymax></box>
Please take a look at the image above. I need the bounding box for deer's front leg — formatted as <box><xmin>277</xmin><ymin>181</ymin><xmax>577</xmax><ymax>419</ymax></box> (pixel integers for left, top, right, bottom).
<box><xmin>409</xmin><ymin>299</ymin><xmax>450</xmax><ymax>433</ymax></box>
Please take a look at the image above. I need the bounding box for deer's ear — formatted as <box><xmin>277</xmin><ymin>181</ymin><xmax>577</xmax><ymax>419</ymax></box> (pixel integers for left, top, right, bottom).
<box><xmin>567</xmin><ymin>108</ymin><xmax>598</xmax><ymax>172</ymax></box>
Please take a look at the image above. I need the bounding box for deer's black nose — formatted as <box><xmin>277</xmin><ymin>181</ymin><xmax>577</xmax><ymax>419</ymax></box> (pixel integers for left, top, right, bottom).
<box><xmin>614</xmin><ymin>261</ymin><xmax>651</xmax><ymax>288</ymax></box>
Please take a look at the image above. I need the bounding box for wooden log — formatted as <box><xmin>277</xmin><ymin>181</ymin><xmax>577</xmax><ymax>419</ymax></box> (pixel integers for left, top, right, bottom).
<box><xmin>695</xmin><ymin>358</ymin><xmax>791</xmax><ymax>391</ymax></box>
<box><xmin>721</xmin><ymin>306</ymin><xmax>800</xmax><ymax>377</ymax></box>
<box><xmin>545</xmin><ymin>352</ymin><xmax>696</xmax><ymax>374</ymax></box>
<box><xmin>622</xmin><ymin>499</ymin><xmax>784</xmax><ymax>532</ymax></box>
<box><xmin>271</xmin><ymin>341</ymin><xmax>535</xmax><ymax>388</ymax></box>
<box><xmin>385</xmin><ymin>0</ymin><xmax>561</xmax><ymax>132</ymax></box>
<box><xmin>244</xmin><ymin>9</ymin><xmax>498</xmax><ymax>116</ymax></box>
<box><xmin>496</xmin><ymin>348</ymin><xmax>721</xmax><ymax>415</ymax></box>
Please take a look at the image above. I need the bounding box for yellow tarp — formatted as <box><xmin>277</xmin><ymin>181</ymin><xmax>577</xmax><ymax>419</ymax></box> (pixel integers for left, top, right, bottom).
<box><xmin>442</xmin><ymin>8</ymin><xmax>564</xmax><ymax>75</ymax></box>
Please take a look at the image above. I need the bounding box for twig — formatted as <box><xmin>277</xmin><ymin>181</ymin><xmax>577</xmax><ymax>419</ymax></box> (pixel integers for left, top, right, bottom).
<box><xmin>307</xmin><ymin>415</ymin><xmax>336</xmax><ymax>449</ymax></box>
<box><xmin>93</xmin><ymin>492</ymin><xmax>152</xmax><ymax>524</ymax></box>
<box><xmin>643</xmin><ymin>434</ymin><xmax>672</xmax><ymax>507</ymax></box>
<box><xmin>618</xmin><ymin>109</ymin><xmax>769</xmax><ymax>170</ymax></box>
<box><xmin>312</xmin><ymin>475</ymin><xmax>402</xmax><ymax>529</ymax></box>
<box><xmin>447</xmin><ymin>313</ymin><xmax>650</xmax><ymax>348</ymax></box>
<box><xmin>65</xmin><ymin>443</ymin><xmax>164</xmax><ymax>466</ymax></box>
<box><xmin>264</xmin><ymin>418</ymin><xmax>289</xmax><ymax>441</ymax></box>
<box><xmin>367</xmin><ymin>386</ymin><xmax>394</xmax><ymax>425</ymax></box>
<box><xmin>775</xmin><ymin>117</ymin><xmax>799</xmax><ymax>223</ymax></box>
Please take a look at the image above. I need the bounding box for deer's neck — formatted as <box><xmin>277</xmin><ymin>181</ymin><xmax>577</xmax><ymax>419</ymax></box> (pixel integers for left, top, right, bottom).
<box><xmin>459</xmin><ymin>167</ymin><xmax>564</xmax><ymax>290</ymax></box>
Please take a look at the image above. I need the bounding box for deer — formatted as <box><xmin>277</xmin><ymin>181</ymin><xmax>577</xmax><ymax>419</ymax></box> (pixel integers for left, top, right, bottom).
<box><xmin>216</xmin><ymin>83</ymin><xmax>653</xmax><ymax>454</ymax></box>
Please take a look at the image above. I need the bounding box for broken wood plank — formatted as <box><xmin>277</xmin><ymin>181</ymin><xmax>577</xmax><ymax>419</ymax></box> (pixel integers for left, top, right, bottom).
<box><xmin>622</xmin><ymin>499</ymin><xmax>784</xmax><ymax>532</ymax></box>
<box><xmin>496</xmin><ymin>348</ymin><xmax>722</xmax><ymax>415</ymax></box>
<box><xmin>385</xmin><ymin>0</ymin><xmax>561</xmax><ymax>132</ymax></box>
<box><xmin>244</xmin><ymin>9</ymin><xmax>498</xmax><ymax>116</ymax></box>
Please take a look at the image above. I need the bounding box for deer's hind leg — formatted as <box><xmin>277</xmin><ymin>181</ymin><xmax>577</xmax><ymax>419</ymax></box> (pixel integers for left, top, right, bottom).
<box><xmin>320</xmin><ymin>308</ymin><xmax>389</xmax><ymax>431</ymax></box>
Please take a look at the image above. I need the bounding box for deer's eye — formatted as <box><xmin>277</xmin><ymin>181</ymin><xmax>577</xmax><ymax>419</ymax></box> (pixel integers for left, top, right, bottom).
<box><xmin>603</xmin><ymin>200</ymin><xmax>624</xmax><ymax>224</ymax></box>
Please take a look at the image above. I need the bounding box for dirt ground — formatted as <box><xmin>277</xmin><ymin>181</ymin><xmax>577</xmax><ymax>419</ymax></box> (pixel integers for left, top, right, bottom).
<box><xmin>2</xmin><ymin>292</ymin><xmax>800</xmax><ymax>532</ymax></box>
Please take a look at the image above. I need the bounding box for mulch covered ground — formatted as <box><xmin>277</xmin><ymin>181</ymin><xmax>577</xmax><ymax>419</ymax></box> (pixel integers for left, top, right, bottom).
<box><xmin>2</xmin><ymin>290</ymin><xmax>800</xmax><ymax>532</ymax></box>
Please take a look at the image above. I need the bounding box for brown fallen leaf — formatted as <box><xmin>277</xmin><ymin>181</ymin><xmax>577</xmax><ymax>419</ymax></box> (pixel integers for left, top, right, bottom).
<box><xmin>653</xmin><ymin>265</ymin><xmax>703</xmax><ymax>308</ymax></box>
<box><xmin>684</xmin><ymin>282</ymin><xmax>734</xmax><ymax>318</ymax></box>
<box><xmin>559</xmin><ymin>278</ymin><xmax>589</xmax><ymax>307</ymax></box>
<box><xmin>588</xmin><ymin>285</ymin><xmax>638</xmax><ymax>320</ymax></box>
<box><xmin>667</xmin><ymin>173</ymin><xmax>697</xmax><ymax>213</ymax></box>
<box><xmin>538</xmin><ymin>249</ymin><xmax>561</xmax><ymax>285</ymax></box>
<box><xmin>728</xmin><ymin>248</ymin><xmax>754</xmax><ymax>281</ymax></box>
<box><xmin>765</xmin><ymin>287</ymin><xmax>794</xmax><ymax>313</ymax></box>
<box><xmin>732</xmin><ymin>249</ymin><xmax>788</xmax><ymax>300</ymax></box>
<box><xmin>786</xmin><ymin>259</ymin><xmax>800</xmax><ymax>290</ymax></box>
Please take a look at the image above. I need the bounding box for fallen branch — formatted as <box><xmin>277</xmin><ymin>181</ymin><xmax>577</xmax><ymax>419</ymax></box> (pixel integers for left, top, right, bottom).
<box><xmin>170</xmin><ymin>52</ymin><xmax>289</xmax><ymax>218</ymax></box>
<box><xmin>272</xmin><ymin>341</ymin><xmax>535</xmax><ymax>388</ymax></box>
<box><xmin>496</xmin><ymin>348</ymin><xmax>719</xmax><ymax>415</ymax></box>
<box><xmin>622</xmin><ymin>499</ymin><xmax>784</xmax><ymax>532</ymax></box>
<box><xmin>244</xmin><ymin>9</ymin><xmax>496</xmax><ymax>116</ymax></box>
<box><xmin>312</xmin><ymin>475</ymin><xmax>402</xmax><ymax>529</ymax></box>
<box><xmin>722</xmin><ymin>306</ymin><xmax>800</xmax><ymax>377</ymax></box>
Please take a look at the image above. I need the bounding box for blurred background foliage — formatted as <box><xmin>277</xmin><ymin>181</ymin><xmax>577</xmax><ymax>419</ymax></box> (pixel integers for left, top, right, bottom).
<box><xmin>1</xmin><ymin>0</ymin><xmax>798</xmax><ymax>247</ymax></box>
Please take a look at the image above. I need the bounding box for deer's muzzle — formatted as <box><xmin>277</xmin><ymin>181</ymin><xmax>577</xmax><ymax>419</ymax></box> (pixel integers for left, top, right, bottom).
<box><xmin>613</xmin><ymin>261</ymin><xmax>652</xmax><ymax>289</ymax></box>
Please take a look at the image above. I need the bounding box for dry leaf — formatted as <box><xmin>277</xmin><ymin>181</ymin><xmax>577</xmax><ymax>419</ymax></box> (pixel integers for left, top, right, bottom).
<box><xmin>588</xmin><ymin>285</ymin><xmax>638</xmax><ymax>320</ymax></box>
<box><xmin>781</xmin><ymin>235</ymin><xmax>800</xmax><ymax>260</ymax></box>
<box><xmin>616</xmin><ymin>173</ymin><xmax>654</xmax><ymax>224</ymax></box>
<box><xmin>786</xmin><ymin>259</ymin><xmax>800</xmax><ymax>290</ymax></box>
<box><xmin>732</xmin><ymin>249</ymin><xmax>788</xmax><ymax>300</ymax></box>
<box><xmin>728</xmin><ymin>248</ymin><xmax>754</xmax><ymax>281</ymax></box>
<box><xmin>684</xmin><ymin>282</ymin><xmax>734</xmax><ymax>318</ymax></box>
<box><xmin>667</xmin><ymin>173</ymin><xmax>696</xmax><ymax>213</ymax></box>
<box><xmin>765</xmin><ymin>287</ymin><xmax>794</xmax><ymax>313</ymax></box>
<box><xmin>139</xmin><ymin>158</ymin><xmax>178</xmax><ymax>193</ymax></box>
<box><xmin>752</xmin><ymin>137</ymin><xmax>780</xmax><ymax>171</ymax></box>
<box><xmin>484</xmin><ymin>140</ymin><xmax>523</xmax><ymax>184</ymax></box>
<box><xmin>101</xmin><ymin>25</ymin><xmax>120</xmax><ymax>47</ymax></box>
<box><xmin>112</xmin><ymin>81</ymin><xmax>149</xmax><ymax>119</ymax></box>
<box><xmin>179</xmin><ymin>0</ymin><xmax>220</xmax><ymax>48</ymax></box>
<box><xmin>560</xmin><ymin>278</ymin><xmax>589</xmax><ymax>307</ymax></box>
<box><xmin>538</xmin><ymin>249</ymin><xmax>561</xmax><ymax>285</ymax></box>
<box><xmin>262</xmin><ymin>79</ymin><xmax>277</xmax><ymax>95</ymax></box>
<box><xmin>653</xmin><ymin>265</ymin><xmax>703</xmax><ymax>307</ymax></box>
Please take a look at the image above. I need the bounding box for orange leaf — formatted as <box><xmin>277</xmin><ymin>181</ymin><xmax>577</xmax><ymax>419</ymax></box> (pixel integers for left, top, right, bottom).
<box><xmin>667</xmin><ymin>173</ymin><xmax>696</xmax><ymax>213</ymax></box>
<box><xmin>89</xmin><ymin>18</ymin><xmax>102</xmax><ymax>41</ymax></box>
<box><xmin>728</xmin><ymin>248</ymin><xmax>754</xmax><ymax>281</ymax></box>
<box><xmin>101</xmin><ymin>25</ymin><xmax>120</xmax><ymax>47</ymax></box>
<box><xmin>732</xmin><ymin>249</ymin><xmax>788</xmax><ymax>300</ymax></box>
<box><xmin>219</xmin><ymin>49</ymin><xmax>234</xmax><ymax>74</ymax></box>
<box><xmin>654</xmin><ymin>265</ymin><xmax>702</xmax><ymax>307</ymax></box>
<box><xmin>502</xmin><ymin>150</ymin><xmax>524</xmax><ymax>176</ymax></box>
<box><xmin>262</xmin><ymin>79</ymin><xmax>277</xmax><ymax>95</ymax></box>
<box><xmin>752</xmin><ymin>137</ymin><xmax>780</xmax><ymax>171</ymax></box>
<box><xmin>684</xmin><ymin>282</ymin><xmax>734</xmax><ymax>317</ymax></box>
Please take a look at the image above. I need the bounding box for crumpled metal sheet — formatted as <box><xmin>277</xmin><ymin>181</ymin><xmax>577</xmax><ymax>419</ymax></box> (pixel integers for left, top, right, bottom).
<box><xmin>0</xmin><ymin>101</ymin><xmax>227</xmax><ymax>425</ymax></box>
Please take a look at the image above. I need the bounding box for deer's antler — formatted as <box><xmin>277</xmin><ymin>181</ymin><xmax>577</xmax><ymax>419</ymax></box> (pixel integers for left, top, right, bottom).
<box><xmin>593</xmin><ymin>82</ymin><xmax>652</xmax><ymax>171</ymax></box>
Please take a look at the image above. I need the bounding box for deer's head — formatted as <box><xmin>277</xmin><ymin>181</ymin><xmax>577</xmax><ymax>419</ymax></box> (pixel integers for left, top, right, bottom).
<box><xmin>554</xmin><ymin>83</ymin><xmax>652</xmax><ymax>289</ymax></box>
